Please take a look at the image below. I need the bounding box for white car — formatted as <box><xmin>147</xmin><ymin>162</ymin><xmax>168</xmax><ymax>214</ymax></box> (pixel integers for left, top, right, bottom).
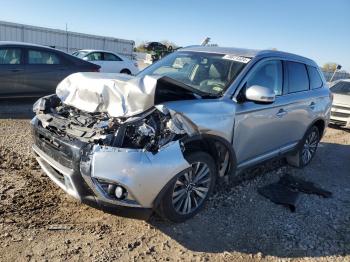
<box><xmin>72</xmin><ymin>50</ymin><xmax>139</xmax><ymax>75</ymax></box>
<box><xmin>330</xmin><ymin>79</ymin><xmax>350</xmax><ymax>128</ymax></box>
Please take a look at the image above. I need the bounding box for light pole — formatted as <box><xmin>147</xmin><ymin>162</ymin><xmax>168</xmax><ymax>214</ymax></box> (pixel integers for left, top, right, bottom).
<box><xmin>330</xmin><ymin>64</ymin><xmax>342</xmax><ymax>82</ymax></box>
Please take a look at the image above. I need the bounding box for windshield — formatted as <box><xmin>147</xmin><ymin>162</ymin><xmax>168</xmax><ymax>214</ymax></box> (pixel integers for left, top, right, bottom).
<box><xmin>72</xmin><ymin>51</ymin><xmax>89</xmax><ymax>58</ymax></box>
<box><xmin>138</xmin><ymin>51</ymin><xmax>248</xmax><ymax>95</ymax></box>
<box><xmin>331</xmin><ymin>81</ymin><xmax>350</xmax><ymax>95</ymax></box>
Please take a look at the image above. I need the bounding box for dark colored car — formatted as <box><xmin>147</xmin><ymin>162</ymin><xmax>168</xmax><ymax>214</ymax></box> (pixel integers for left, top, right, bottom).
<box><xmin>0</xmin><ymin>42</ymin><xmax>100</xmax><ymax>98</ymax></box>
<box><xmin>144</xmin><ymin>42</ymin><xmax>171</xmax><ymax>52</ymax></box>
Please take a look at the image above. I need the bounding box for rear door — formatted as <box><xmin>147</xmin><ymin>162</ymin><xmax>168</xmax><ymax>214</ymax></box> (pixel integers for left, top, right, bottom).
<box><xmin>85</xmin><ymin>52</ymin><xmax>104</xmax><ymax>71</ymax></box>
<box><xmin>278</xmin><ymin>61</ymin><xmax>314</xmax><ymax>152</ymax></box>
<box><xmin>103</xmin><ymin>52</ymin><xmax>123</xmax><ymax>73</ymax></box>
<box><xmin>24</xmin><ymin>48</ymin><xmax>68</xmax><ymax>96</ymax></box>
<box><xmin>0</xmin><ymin>47</ymin><xmax>25</xmax><ymax>96</ymax></box>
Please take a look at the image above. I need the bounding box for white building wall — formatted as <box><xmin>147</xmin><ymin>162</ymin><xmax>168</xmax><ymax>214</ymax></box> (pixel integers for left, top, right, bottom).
<box><xmin>0</xmin><ymin>20</ymin><xmax>134</xmax><ymax>59</ymax></box>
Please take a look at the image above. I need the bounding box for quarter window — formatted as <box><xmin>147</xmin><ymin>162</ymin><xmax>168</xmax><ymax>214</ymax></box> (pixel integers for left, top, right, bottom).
<box><xmin>307</xmin><ymin>66</ymin><xmax>323</xmax><ymax>89</ymax></box>
<box><xmin>286</xmin><ymin>62</ymin><xmax>309</xmax><ymax>93</ymax></box>
<box><xmin>0</xmin><ymin>48</ymin><xmax>22</xmax><ymax>64</ymax></box>
<box><xmin>28</xmin><ymin>50</ymin><xmax>60</xmax><ymax>64</ymax></box>
<box><xmin>246</xmin><ymin>60</ymin><xmax>283</xmax><ymax>96</ymax></box>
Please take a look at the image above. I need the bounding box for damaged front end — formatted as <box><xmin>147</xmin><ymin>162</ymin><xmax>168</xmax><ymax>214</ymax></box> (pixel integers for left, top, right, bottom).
<box><xmin>33</xmin><ymin>93</ymin><xmax>195</xmax><ymax>152</ymax></box>
<box><xmin>31</xmin><ymin>92</ymin><xmax>197</xmax><ymax>212</ymax></box>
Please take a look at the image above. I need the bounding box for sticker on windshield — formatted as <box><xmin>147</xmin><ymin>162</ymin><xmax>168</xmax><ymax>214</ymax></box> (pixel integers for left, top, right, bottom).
<box><xmin>222</xmin><ymin>55</ymin><xmax>251</xmax><ymax>63</ymax></box>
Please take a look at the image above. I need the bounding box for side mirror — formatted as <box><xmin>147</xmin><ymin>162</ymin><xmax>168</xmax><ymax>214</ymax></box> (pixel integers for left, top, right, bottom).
<box><xmin>245</xmin><ymin>85</ymin><xmax>275</xmax><ymax>103</ymax></box>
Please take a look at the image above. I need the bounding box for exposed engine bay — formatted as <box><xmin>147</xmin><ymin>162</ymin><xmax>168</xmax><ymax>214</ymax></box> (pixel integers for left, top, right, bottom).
<box><xmin>34</xmin><ymin>94</ymin><xmax>192</xmax><ymax>153</ymax></box>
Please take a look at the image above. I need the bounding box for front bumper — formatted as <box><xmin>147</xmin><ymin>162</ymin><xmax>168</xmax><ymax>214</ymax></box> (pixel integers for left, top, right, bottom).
<box><xmin>330</xmin><ymin>104</ymin><xmax>350</xmax><ymax>127</ymax></box>
<box><xmin>31</xmin><ymin>116</ymin><xmax>190</xmax><ymax>215</ymax></box>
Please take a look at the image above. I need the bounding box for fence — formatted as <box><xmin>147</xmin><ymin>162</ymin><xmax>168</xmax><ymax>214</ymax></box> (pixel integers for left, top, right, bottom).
<box><xmin>0</xmin><ymin>20</ymin><xmax>134</xmax><ymax>59</ymax></box>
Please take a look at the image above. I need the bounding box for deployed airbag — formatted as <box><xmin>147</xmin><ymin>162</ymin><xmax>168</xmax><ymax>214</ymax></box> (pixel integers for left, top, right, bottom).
<box><xmin>56</xmin><ymin>73</ymin><xmax>160</xmax><ymax>118</ymax></box>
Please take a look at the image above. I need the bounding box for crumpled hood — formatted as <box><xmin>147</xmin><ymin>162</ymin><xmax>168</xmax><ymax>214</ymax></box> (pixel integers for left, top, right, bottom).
<box><xmin>56</xmin><ymin>72</ymin><xmax>161</xmax><ymax>118</ymax></box>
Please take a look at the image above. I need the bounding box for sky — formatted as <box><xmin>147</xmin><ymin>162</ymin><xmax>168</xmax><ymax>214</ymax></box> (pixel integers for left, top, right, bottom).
<box><xmin>1</xmin><ymin>0</ymin><xmax>349</xmax><ymax>71</ymax></box>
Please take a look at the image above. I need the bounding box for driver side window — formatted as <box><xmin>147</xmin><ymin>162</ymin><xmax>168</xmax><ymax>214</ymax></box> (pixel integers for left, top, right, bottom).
<box><xmin>247</xmin><ymin>60</ymin><xmax>283</xmax><ymax>96</ymax></box>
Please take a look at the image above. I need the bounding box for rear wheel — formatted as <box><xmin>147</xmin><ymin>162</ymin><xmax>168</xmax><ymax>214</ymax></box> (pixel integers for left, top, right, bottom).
<box><xmin>287</xmin><ymin>125</ymin><xmax>320</xmax><ymax>168</ymax></box>
<box><xmin>157</xmin><ymin>152</ymin><xmax>216</xmax><ymax>222</ymax></box>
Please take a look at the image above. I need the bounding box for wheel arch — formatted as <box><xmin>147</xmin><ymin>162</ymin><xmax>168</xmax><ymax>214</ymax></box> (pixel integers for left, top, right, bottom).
<box><xmin>120</xmin><ymin>68</ymin><xmax>131</xmax><ymax>74</ymax></box>
<box><xmin>181</xmin><ymin>134</ymin><xmax>237</xmax><ymax>178</ymax></box>
<box><xmin>152</xmin><ymin>134</ymin><xmax>237</xmax><ymax>210</ymax></box>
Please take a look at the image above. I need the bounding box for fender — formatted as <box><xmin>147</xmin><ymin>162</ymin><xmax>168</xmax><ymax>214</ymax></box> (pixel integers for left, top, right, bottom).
<box><xmin>152</xmin><ymin>134</ymin><xmax>237</xmax><ymax>209</ymax></box>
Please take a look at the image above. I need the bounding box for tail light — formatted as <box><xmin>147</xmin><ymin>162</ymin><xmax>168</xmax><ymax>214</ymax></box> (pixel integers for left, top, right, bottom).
<box><xmin>134</xmin><ymin>62</ymin><xmax>138</xmax><ymax>68</ymax></box>
<box><xmin>91</xmin><ymin>67</ymin><xmax>100</xmax><ymax>72</ymax></box>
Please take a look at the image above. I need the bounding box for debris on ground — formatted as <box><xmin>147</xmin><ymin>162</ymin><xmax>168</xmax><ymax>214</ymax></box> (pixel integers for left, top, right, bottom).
<box><xmin>258</xmin><ymin>174</ymin><xmax>332</xmax><ymax>212</ymax></box>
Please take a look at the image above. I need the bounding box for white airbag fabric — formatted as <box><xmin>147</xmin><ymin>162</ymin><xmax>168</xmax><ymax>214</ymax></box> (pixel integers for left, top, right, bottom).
<box><xmin>56</xmin><ymin>73</ymin><xmax>159</xmax><ymax>117</ymax></box>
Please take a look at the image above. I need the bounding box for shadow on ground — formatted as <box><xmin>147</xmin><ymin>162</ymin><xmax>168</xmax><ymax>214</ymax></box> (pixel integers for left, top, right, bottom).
<box><xmin>0</xmin><ymin>97</ymin><xmax>36</xmax><ymax>119</ymax></box>
<box><xmin>149</xmin><ymin>140</ymin><xmax>350</xmax><ymax>258</ymax></box>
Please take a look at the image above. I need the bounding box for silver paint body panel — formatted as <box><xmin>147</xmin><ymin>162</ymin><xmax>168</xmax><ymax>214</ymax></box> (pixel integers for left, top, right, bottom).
<box><xmin>34</xmin><ymin>46</ymin><xmax>332</xmax><ymax>209</ymax></box>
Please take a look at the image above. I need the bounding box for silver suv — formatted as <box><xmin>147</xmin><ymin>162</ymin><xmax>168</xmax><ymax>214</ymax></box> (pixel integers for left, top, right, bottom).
<box><xmin>31</xmin><ymin>46</ymin><xmax>331</xmax><ymax>222</ymax></box>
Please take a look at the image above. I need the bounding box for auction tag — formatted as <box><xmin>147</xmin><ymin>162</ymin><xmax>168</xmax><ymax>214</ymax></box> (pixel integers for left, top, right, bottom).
<box><xmin>222</xmin><ymin>55</ymin><xmax>251</xmax><ymax>63</ymax></box>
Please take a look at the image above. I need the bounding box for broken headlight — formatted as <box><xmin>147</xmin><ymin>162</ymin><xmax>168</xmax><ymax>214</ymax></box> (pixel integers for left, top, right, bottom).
<box><xmin>117</xmin><ymin>109</ymin><xmax>186</xmax><ymax>152</ymax></box>
<box><xmin>33</xmin><ymin>97</ymin><xmax>46</xmax><ymax>114</ymax></box>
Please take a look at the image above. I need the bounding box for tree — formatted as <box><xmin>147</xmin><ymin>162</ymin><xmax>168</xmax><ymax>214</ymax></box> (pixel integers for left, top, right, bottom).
<box><xmin>322</xmin><ymin>63</ymin><xmax>338</xmax><ymax>72</ymax></box>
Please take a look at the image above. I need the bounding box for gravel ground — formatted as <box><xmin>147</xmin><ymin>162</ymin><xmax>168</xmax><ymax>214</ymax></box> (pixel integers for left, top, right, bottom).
<box><xmin>0</xmin><ymin>102</ymin><xmax>349</xmax><ymax>261</ymax></box>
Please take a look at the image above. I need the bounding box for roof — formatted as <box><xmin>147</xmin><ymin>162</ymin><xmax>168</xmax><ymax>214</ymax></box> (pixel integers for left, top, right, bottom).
<box><xmin>181</xmin><ymin>46</ymin><xmax>260</xmax><ymax>58</ymax></box>
<box><xmin>0</xmin><ymin>41</ymin><xmax>56</xmax><ymax>50</ymax></box>
<box><xmin>180</xmin><ymin>46</ymin><xmax>317</xmax><ymax>66</ymax></box>
<box><xmin>76</xmin><ymin>49</ymin><xmax>116</xmax><ymax>53</ymax></box>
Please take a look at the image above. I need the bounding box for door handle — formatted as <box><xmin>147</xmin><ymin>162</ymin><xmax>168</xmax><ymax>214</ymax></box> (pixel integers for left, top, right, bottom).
<box><xmin>276</xmin><ymin>109</ymin><xmax>288</xmax><ymax>118</ymax></box>
<box><xmin>309</xmin><ymin>102</ymin><xmax>316</xmax><ymax>110</ymax></box>
<box><xmin>9</xmin><ymin>68</ymin><xmax>24</xmax><ymax>72</ymax></box>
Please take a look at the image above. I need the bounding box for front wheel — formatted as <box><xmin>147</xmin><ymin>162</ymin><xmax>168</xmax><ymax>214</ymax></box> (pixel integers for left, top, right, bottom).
<box><xmin>287</xmin><ymin>125</ymin><xmax>320</xmax><ymax>168</ymax></box>
<box><xmin>157</xmin><ymin>152</ymin><xmax>217</xmax><ymax>222</ymax></box>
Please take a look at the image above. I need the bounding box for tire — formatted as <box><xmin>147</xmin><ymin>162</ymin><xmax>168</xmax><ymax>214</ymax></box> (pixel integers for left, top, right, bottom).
<box><xmin>286</xmin><ymin>125</ymin><xmax>320</xmax><ymax>168</ymax></box>
<box><xmin>157</xmin><ymin>152</ymin><xmax>217</xmax><ymax>222</ymax></box>
<box><xmin>120</xmin><ymin>69</ymin><xmax>131</xmax><ymax>75</ymax></box>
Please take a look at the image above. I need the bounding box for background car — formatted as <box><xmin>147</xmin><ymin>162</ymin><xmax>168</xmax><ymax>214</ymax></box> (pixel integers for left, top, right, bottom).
<box><xmin>0</xmin><ymin>42</ymin><xmax>100</xmax><ymax>98</ymax></box>
<box><xmin>329</xmin><ymin>79</ymin><xmax>350</xmax><ymax>128</ymax></box>
<box><xmin>143</xmin><ymin>42</ymin><xmax>172</xmax><ymax>52</ymax></box>
<box><xmin>72</xmin><ymin>50</ymin><xmax>139</xmax><ymax>75</ymax></box>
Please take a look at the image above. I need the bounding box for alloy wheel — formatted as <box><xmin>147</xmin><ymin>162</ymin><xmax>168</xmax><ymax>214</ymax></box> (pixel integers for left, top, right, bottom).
<box><xmin>172</xmin><ymin>162</ymin><xmax>212</xmax><ymax>215</ymax></box>
<box><xmin>301</xmin><ymin>129</ymin><xmax>319</xmax><ymax>165</ymax></box>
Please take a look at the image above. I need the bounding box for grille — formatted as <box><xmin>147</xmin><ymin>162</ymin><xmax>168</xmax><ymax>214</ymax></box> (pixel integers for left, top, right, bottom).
<box><xmin>332</xmin><ymin>105</ymin><xmax>350</xmax><ymax>111</ymax></box>
<box><xmin>331</xmin><ymin>111</ymin><xmax>350</xmax><ymax>118</ymax></box>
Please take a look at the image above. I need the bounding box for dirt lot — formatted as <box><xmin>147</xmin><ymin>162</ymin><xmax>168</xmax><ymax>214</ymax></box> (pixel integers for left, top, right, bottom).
<box><xmin>0</xmin><ymin>101</ymin><xmax>349</xmax><ymax>262</ymax></box>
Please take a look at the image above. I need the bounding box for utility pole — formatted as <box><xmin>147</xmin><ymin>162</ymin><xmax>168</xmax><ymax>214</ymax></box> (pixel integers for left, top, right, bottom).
<box><xmin>330</xmin><ymin>64</ymin><xmax>342</xmax><ymax>82</ymax></box>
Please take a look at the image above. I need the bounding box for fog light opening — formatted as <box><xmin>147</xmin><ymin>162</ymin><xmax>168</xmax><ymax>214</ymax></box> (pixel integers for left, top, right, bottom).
<box><xmin>105</xmin><ymin>183</ymin><xmax>127</xmax><ymax>200</ymax></box>
<box><xmin>115</xmin><ymin>186</ymin><xmax>125</xmax><ymax>199</ymax></box>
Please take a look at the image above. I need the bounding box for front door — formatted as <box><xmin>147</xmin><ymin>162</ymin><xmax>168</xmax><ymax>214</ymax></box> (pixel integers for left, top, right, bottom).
<box><xmin>0</xmin><ymin>47</ymin><xmax>25</xmax><ymax>96</ymax></box>
<box><xmin>233</xmin><ymin>59</ymin><xmax>292</xmax><ymax>167</ymax></box>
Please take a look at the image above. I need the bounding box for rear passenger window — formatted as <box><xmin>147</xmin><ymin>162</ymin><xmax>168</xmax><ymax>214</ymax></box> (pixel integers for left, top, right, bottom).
<box><xmin>29</xmin><ymin>50</ymin><xmax>60</xmax><ymax>64</ymax></box>
<box><xmin>246</xmin><ymin>60</ymin><xmax>283</xmax><ymax>96</ymax></box>
<box><xmin>86</xmin><ymin>52</ymin><xmax>102</xmax><ymax>61</ymax></box>
<box><xmin>0</xmin><ymin>48</ymin><xmax>21</xmax><ymax>64</ymax></box>
<box><xmin>307</xmin><ymin>66</ymin><xmax>323</xmax><ymax>89</ymax></box>
<box><xmin>286</xmin><ymin>62</ymin><xmax>309</xmax><ymax>93</ymax></box>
